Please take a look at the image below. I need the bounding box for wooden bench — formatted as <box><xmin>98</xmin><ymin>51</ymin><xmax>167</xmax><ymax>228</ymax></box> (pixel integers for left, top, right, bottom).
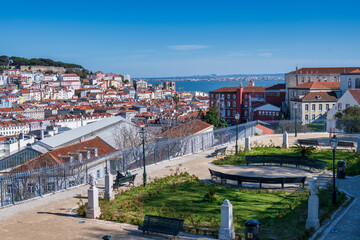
<box><xmin>138</xmin><ymin>215</ymin><xmax>184</xmax><ymax>237</ymax></box>
<box><xmin>245</xmin><ymin>155</ymin><xmax>327</xmax><ymax>170</ymax></box>
<box><xmin>209</xmin><ymin>169</ymin><xmax>306</xmax><ymax>188</ymax></box>
<box><xmin>113</xmin><ymin>174</ymin><xmax>137</xmax><ymax>189</ymax></box>
<box><xmin>210</xmin><ymin>147</ymin><xmax>227</xmax><ymax>157</ymax></box>
<box><xmin>298</xmin><ymin>139</ymin><xmax>320</xmax><ymax>146</ymax></box>
<box><xmin>337</xmin><ymin>141</ymin><xmax>356</xmax><ymax>150</ymax></box>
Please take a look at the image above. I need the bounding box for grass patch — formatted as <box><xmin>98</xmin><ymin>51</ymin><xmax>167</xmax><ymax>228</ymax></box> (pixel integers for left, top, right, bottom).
<box><xmin>97</xmin><ymin>172</ymin><xmax>346</xmax><ymax>239</ymax></box>
<box><xmin>213</xmin><ymin>147</ymin><xmax>360</xmax><ymax>176</ymax></box>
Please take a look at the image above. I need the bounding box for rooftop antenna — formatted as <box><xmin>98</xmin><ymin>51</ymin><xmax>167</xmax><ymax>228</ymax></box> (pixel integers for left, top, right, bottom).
<box><xmin>239</xmin><ymin>80</ymin><xmax>243</xmax><ymax>88</ymax></box>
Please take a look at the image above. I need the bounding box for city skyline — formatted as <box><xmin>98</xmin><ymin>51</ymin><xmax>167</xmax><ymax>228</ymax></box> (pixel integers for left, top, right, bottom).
<box><xmin>1</xmin><ymin>0</ymin><xmax>360</xmax><ymax>77</ymax></box>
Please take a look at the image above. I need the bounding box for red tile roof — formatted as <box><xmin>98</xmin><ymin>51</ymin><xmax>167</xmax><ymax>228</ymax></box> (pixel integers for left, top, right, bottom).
<box><xmin>289</xmin><ymin>67</ymin><xmax>360</xmax><ymax>74</ymax></box>
<box><xmin>160</xmin><ymin>119</ymin><xmax>212</xmax><ymax>138</ymax></box>
<box><xmin>301</xmin><ymin>91</ymin><xmax>338</xmax><ymax>101</ymax></box>
<box><xmin>291</xmin><ymin>82</ymin><xmax>340</xmax><ymax>89</ymax></box>
<box><xmin>11</xmin><ymin>137</ymin><xmax>116</xmax><ymax>172</ymax></box>
<box><xmin>348</xmin><ymin>89</ymin><xmax>360</xmax><ymax>104</ymax></box>
<box><xmin>210</xmin><ymin>87</ymin><xmax>238</xmax><ymax>93</ymax></box>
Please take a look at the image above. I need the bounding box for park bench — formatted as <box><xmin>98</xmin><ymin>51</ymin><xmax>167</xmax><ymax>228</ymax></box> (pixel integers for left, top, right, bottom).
<box><xmin>138</xmin><ymin>215</ymin><xmax>184</xmax><ymax>237</ymax></box>
<box><xmin>337</xmin><ymin>141</ymin><xmax>356</xmax><ymax>150</ymax></box>
<box><xmin>113</xmin><ymin>174</ymin><xmax>137</xmax><ymax>189</ymax></box>
<box><xmin>210</xmin><ymin>147</ymin><xmax>227</xmax><ymax>157</ymax></box>
<box><xmin>297</xmin><ymin>139</ymin><xmax>320</xmax><ymax>146</ymax></box>
<box><xmin>209</xmin><ymin>169</ymin><xmax>306</xmax><ymax>188</ymax></box>
<box><xmin>245</xmin><ymin>155</ymin><xmax>327</xmax><ymax>170</ymax></box>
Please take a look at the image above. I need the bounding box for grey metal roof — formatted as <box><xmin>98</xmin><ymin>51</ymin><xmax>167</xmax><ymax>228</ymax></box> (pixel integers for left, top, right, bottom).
<box><xmin>36</xmin><ymin>116</ymin><xmax>135</xmax><ymax>149</ymax></box>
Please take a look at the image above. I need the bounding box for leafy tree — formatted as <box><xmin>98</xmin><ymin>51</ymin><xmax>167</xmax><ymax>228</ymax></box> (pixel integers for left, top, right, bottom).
<box><xmin>203</xmin><ymin>107</ymin><xmax>228</xmax><ymax>129</ymax></box>
<box><xmin>173</xmin><ymin>92</ymin><xmax>180</xmax><ymax>110</ymax></box>
<box><xmin>335</xmin><ymin>106</ymin><xmax>360</xmax><ymax>133</ymax></box>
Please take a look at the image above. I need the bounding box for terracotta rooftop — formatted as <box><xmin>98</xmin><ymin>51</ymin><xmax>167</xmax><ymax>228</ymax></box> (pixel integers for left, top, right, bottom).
<box><xmin>300</xmin><ymin>91</ymin><xmax>338</xmax><ymax>101</ymax></box>
<box><xmin>291</xmin><ymin>82</ymin><xmax>340</xmax><ymax>89</ymax></box>
<box><xmin>348</xmin><ymin>89</ymin><xmax>360</xmax><ymax>104</ymax></box>
<box><xmin>11</xmin><ymin>137</ymin><xmax>116</xmax><ymax>172</ymax></box>
<box><xmin>160</xmin><ymin>119</ymin><xmax>212</xmax><ymax>138</ymax></box>
<box><xmin>289</xmin><ymin>67</ymin><xmax>360</xmax><ymax>74</ymax></box>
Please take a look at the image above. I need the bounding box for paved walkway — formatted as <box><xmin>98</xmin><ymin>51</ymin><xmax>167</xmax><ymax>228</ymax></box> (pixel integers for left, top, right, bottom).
<box><xmin>320</xmin><ymin>176</ymin><xmax>360</xmax><ymax>240</ymax></box>
<box><xmin>0</xmin><ymin>133</ymin><xmax>332</xmax><ymax>240</ymax></box>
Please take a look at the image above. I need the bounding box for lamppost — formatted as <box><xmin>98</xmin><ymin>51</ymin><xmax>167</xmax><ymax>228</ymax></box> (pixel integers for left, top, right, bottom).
<box><xmin>139</xmin><ymin>127</ymin><xmax>147</xmax><ymax>187</ymax></box>
<box><xmin>235</xmin><ymin>113</ymin><xmax>240</xmax><ymax>155</ymax></box>
<box><xmin>294</xmin><ymin>103</ymin><xmax>298</xmax><ymax>137</ymax></box>
<box><xmin>331</xmin><ymin>134</ymin><xmax>338</xmax><ymax>205</ymax></box>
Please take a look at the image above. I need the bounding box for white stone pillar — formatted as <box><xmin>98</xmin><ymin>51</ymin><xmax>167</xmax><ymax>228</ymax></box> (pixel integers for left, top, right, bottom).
<box><xmin>306</xmin><ymin>177</ymin><xmax>320</xmax><ymax>230</ymax></box>
<box><xmin>245</xmin><ymin>137</ymin><xmax>251</xmax><ymax>151</ymax></box>
<box><xmin>86</xmin><ymin>173</ymin><xmax>101</xmax><ymax>219</ymax></box>
<box><xmin>219</xmin><ymin>199</ymin><xmax>235</xmax><ymax>240</ymax></box>
<box><xmin>104</xmin><ymin>163</ymin><xmax>114</xmax><ymax>201</ymax></box>
<box><xmin>357</xmin><ymin>136</ymin><xmax>360</xmax><ymax>153</ymax></box>
<box><xmin>283</xmin><ymin>131</ymin><xmax>289</xmax><ymax>148</ymax></box>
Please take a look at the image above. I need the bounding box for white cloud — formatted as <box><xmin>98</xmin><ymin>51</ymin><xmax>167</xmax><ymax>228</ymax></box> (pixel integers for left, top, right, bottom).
<box><xmin>168</xmin><ymin>45</ymin><xmax>210</xmax><ymax>51</ymax></box>
<box><xmin>257</xmin><ymin>52</ymin><xmax>273</xmax><ymax>57</ymax></box>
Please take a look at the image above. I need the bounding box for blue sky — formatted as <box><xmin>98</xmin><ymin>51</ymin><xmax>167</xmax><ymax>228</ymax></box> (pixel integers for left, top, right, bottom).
<box><xmin>1</xmin><ymin>0</ymin><xmax>360</xmax><ymax>77</ymax></box>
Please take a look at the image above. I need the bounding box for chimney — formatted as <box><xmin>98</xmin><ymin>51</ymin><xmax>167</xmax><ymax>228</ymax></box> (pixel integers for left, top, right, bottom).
<box><xmin>40</xmin><ymin>130</ymin><xmax>44</xmax><ymax>140</ymax></box>
<box><xmin>60</xmin><ymin>155</ymin><xmax>73</xmax><ymax>163</ymax></box>
<box><xmin>68</xmin><ymin>152</ymin><xmax>82</xmax><ymax>162</ymax></box>
<box><xmin>85</xmin><ymin>147</ymin><xmax>98</xmax><ymax>157</ymax></box>
<box><xmin>78</xmin><ymin>150</ymin><xmax>90</xmax><ymax>160</ymax></box>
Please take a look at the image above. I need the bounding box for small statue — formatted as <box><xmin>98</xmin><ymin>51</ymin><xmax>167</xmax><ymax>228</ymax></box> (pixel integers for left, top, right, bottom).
<box><xmin>89</xmin><ymin>173</ymin><xmax>97</xmax><ymax>188</ymax></box>
<box><xmin>309</xmin><ymin>177</ymin><xmax>318</xmax><ymax>195</ymax></box>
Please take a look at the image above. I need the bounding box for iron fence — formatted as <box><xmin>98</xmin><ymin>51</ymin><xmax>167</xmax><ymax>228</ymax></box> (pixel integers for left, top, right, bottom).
<box><xmin>0</xmin><ymin>119</ymin><xmax>334</xmax><ymax>208</ymax></box>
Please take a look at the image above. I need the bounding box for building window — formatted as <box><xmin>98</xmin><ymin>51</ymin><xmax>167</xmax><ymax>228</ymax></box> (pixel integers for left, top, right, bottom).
<box><xmin>356</xmin><ymin>78</ymin><xmax>360</xmax><ymax>88</ymax></box>
<box><xmin>346</xmin><ymin>104</ymin><xmax>350</xmax><ymax>109</ymax></box>
<box><xmin>259</xmin><ymin>111</ymin><xmax>262</xmax><ymax>116</ymax></box>
<box><xmin>276</xmin><ymin>112</ymin><xmax>279</xmax><ymax>116</ymax></box>
<box><xmin>244</xmin><ymin>110</ymin><xmax>248</xmax><ymax>116</ymax></box>
<box><xmin>305</xmin><ymin>114</ymin><xmax>309</xmax><ymax>121</ymax></box>
<box><xmin>227</xmin><ymin>110</ymin><xmax>230</xmax><ymax>116</ymax></box>
<box><xmin>244</xmin><ymin>102</ymin><xmax>248</xmax><ymax>107</ymax></box>
<box><xmin>318</xmin><ymin>77</ymin><xmax>321</xmax><ymax>82</ymax></box>
<box><xmin>233</xmin><ymin>94</ymin><xmax>236</xmax><ymax>99</ymax></box>
<box><xmin>312</xmin><ymin>104</ymin><xmax>315</xmax><ymax>111</ymax></box>
<box><xmin>348</xmin><ymin>80</ymin><xmax>352</xmax><ymax>88</ymax></box>
<box><xmin>227</xmin><ymin>94</ymin><xmax>230</xmax><ymax>99</ymax></box>
<box><xmin>308</xmin><ymin>77</ymin><xmax>311</xmax><ymax>82</ymax></box>
<box><xmin>305</xmin><ymin>104</ymin><xmax>309</xmax><ymax>112</ymax></box>
<box><xmin>319</xmin><ymin>104</ymin><xmax>322</xmax><ymax>112</ymax></box>
<box><xmin>334</xmin><ymin>76</ymin><xmax>337</xmax><ymax>81</ymax></box>
<box><xmin>244</xmin><ymin>94</ymin><xmax>248</xmax><ymax>99</ymax></box>
<box><xmin>338</xmin><ymin>103</ymin><xmax>342</xmax><ymax>110</ymax></box>
<box><xmin>326</xmin><ymin>104</ymin><xmax>329</xmax><ymax>110</ymax></box>
<box><xmin>97</xmin><ymin>170</ymin><xmax>101</xmax><ymax>179</ymax></box>
<box><xmin>312</xmin><ymin>114</ymin><xmax>315</xmax><ymax>120</ymax></box>
<box><xmin>232</xmin><ymin>101</ymin><xmax>236</xmax><ymax>107</ymax></box>
<box><xmin>227</xmin><ymin>101</ymin><xmax>230</xmax><ymax>107</ymax></box>
<box><xmin>233</xmin><ymin>110</ymin><xmax>236</xmax><ymax>116</ymax></box>
<box><xmin>301</xmin><ymin>77</ymin><xmax>304</xmax><ymax>83</ymax></box>
<box><xmin>265</xmin><ymin>111</ymin><xmax>268</xmax><ymax>116</ymax></box>
<box><xmin>324</xmin><ymin>77</ymin><xmax>327</xmax><ymax>82</ymax></box>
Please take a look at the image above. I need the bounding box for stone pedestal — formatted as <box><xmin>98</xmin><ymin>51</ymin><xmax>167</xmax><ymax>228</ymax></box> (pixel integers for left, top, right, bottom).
<box><xmin>283</xmin><ymin>131</ymin><xmax>289</xmax><ymax>148</ymax></box>
<box><xmin>219</xmin><ymin>199</ymin><xmax>235</xmax><ymax>240</ymax></box>
<box><xmin>86</xmin><ymin>173</ymin><xmax>100</xmax><ymax>219</ymax></box>
<box><xmin>306</xmin><ymin>177</ymin><xmax>320</xmax><ymax>230</ymax></box>
<box><xmin>245</xmin><ymin>137</ymin><xmax>251</xmax><ymax>151</ymax></box>
<box><xmin>104</xmin><ymin>171</ymin><xmax>114</xmax><ymax>201</ymax></box>
<box><xmin>357</xmin><ymin>136</ymin><xmax>360</xmax><ymax>153</ymax></box>
<box><xmin>86</xmin><ymin>186</ymin><xmax>101</xmax><ymax>219</ymax></box>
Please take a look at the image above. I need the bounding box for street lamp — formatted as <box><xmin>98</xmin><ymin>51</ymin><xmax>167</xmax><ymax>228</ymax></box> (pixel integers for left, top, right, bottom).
<box><xmin>331</xmin><ymin>134</ymin><xmax>338</xmax><ymax>205</ymax></box>
<box><xmin>139</xmin><ymin>127</ymin><xmax>147</xmax><ymax>187</ymax></box>
<box><xmin>235</xmin><ymin>113</ymin><xmax>240</xmax><ymax>155</ymax></box>
<box><xmin>294</xmin><ymin>103</ymin><xmax>298</xmax><ymax>137</ymax></box>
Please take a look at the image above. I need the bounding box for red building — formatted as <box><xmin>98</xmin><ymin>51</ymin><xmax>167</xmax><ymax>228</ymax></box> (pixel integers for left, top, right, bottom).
<box><xmin>209</xmin><ymin>83</ymin><xmax>266</xmax><ymax>124</ymax></box>
<box><xmin>265</xmin><ymin>83</ymin><xmax>286</xmax><ymax>107</ymax></box>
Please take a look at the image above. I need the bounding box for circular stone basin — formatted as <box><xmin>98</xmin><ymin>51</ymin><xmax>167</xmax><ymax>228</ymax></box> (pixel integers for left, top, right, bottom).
<box><xmin>209</xmin><ymin>165</ymin><xmax>324</xmax><ymax>189</ymax></box>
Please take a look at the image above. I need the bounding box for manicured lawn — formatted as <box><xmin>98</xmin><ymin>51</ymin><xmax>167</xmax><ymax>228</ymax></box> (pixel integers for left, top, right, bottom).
<box><xmin>213</xmin><ymin>147</ymin><xmax>360</xmax><ymax>176</ymax></box>
<box><xmin>93</xmin><ymin>172</ymin><xmax>346</xmax><ymax>239</ymax></box>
